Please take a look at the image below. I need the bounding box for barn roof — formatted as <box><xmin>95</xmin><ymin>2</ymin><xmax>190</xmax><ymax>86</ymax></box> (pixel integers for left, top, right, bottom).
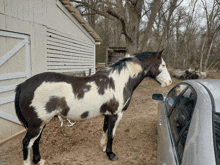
<box><xmin>59</xmin><ymin>0</ymin><xmax>102</xmax><ymax>44</ymax></box>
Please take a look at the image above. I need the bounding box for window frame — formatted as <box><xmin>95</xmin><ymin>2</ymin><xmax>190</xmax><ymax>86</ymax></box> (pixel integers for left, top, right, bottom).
<box><xmin>165</xmin><ymin>83</ymin><xmax>197</xmax><ymax>163</ymax></box>
<box><xmin>213</xmin><ymin>112</ymin><xmax>220</xmax><ymax>165</ymax></box>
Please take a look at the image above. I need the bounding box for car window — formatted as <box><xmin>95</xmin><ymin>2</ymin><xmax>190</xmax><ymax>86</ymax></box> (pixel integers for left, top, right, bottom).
<box><xmin>166</xmin><ymin>84</ymin><xmax>188</xmax><ymax>115</ymax></box>
<box><xmin>167</xmin><ymin>85</ymin><xmax>197</xmax><ymax>163</ymax></box>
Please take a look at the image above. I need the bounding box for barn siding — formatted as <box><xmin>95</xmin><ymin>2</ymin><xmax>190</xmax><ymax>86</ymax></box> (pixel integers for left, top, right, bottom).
<box><xmin>1</xmin><ymin>0</ymin><xmax>94</xmax><ymax>41</ymax></box>
<box><xmin>47</xmin><ymin>0</ymin><xmax>93</xmax><ymax>42</ymax></box>
<box><xmin>1</xmin><ymin>0</ymin><xmax>96</xmax><ymax>75</ymax></box>
<box><xmin>46</xmin><ymin>28</ymin><xmax>95</xmax><ymax>75</ymax></box>
<box><xmin>0</xmin><ymin>0</ymin><xmax>98</xmax><ymax>143</ymax></box>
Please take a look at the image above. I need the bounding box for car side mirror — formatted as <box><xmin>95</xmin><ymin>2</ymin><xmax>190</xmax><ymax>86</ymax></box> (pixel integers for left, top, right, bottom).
<box><xmin>152</xmin><ymin>93</ymin><xmax>165</xmax><ymax>101</ymax></box>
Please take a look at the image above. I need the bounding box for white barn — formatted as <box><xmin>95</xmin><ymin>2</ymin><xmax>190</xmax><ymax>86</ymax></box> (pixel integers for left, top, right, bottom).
<box><xmin>0</xmin><ymin>0</ymin><xmax>101</xmax><ymax>143</ymax></box>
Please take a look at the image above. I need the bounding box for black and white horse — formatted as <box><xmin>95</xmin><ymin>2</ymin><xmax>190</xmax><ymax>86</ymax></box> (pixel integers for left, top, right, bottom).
<box><xmin>15</xmin><ymin>50</ymin><xmax>172</xmax><ymax>165</ymax></box>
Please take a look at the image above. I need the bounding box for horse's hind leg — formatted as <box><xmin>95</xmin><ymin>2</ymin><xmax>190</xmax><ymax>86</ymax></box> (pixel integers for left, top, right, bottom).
<box><xmin>32</xmin><ymin>126</ymin><xmax>45</xmax><ymax>165</ymax></box>
<box><xmin>100</xmin><ymin>115</ymin><xmax>109</xmax><ymax>152</ymax></box>
<box><xmin>23</xmin><ymin>126</ymin><xmax>44</xmax><ymax>165</ymax></box>
<box><xmin>106</xmin><ymin>112</ymin><xmax>123</xmax><ymax>161</ymax></box>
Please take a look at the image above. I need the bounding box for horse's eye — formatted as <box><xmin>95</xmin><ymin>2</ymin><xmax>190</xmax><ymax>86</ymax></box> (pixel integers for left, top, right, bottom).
<box><xmin>163</xmin><ymin>64</ymin><xmax>166</xmax><ymax>67</ymax></box>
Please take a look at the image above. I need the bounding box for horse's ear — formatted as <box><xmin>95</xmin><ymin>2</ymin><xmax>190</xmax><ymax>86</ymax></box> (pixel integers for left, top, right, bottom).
<box><xmin>158</xmin><ymin>49</ymin><xmax>164</xmax><ymax>56</ymax></box>
<box><xmin>155</xmin><ymin>49</ymin><xmax>164</xmax><ymax>59</ymax></box>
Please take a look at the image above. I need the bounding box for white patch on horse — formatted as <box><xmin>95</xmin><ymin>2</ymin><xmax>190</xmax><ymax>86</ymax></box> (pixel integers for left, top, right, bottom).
<box><xmin>113</xmin><ymin>112</ymin><xmax>123</xmax><ymax>136</ymax></box>
<box><xmin>23</xmin><ymin>131</ymin><xmax>42</xmax><ymax>165</ymax></box>
<box><xmin>126</xmin><ymin>61</ymin><xmax>142</xmax><ymax>77</ymax></box>
<box><xmin>23</xmin><ymin>154</ymin><xmax>31</xmax><ymax>165</ymax></box>
<box><xmin>100</xmin><ymin>132</ymin><xmax>108</xmax><ymax>152</ymax></box>
<box><xmin>123</xmin><ymin>98</ymin><xmax>130</xmax><ymax>109</ymax></box>
<box><xmin>67</xmin><ymin>81</ymin><xmax>115</xmax><ymax>119</ymax></box>
<box><xmin>108</xmin><ymin>74</ymin><xmax>128</xmax><ymax>114</ymax></box>
<box><xmin>83</xmin><ymin>88</ymin><xmax>90</xmax><ymax>93</ymax></box>
<box><xmin>28</xmin><ymin>135</ymin><xmax>40</xmax><ymax>149</ymax></box>
<box><xmin>156</xmin><ymin>58</ymin><xmax>172</xmax><ymax>87</ymax></box>
<box><xmin>103</xmin><ymin>111</ymin><xmax>112</xmax><ymax>115</ymax></box>
<box><xmin>38</xmin><ymin>159</ymin><xmax>45</xmax><ymax>165</ymax></box>
<box><xmin>31</xmin><ymin>82</ymin><xmax>73</xmax><ymax>121</ymax></box>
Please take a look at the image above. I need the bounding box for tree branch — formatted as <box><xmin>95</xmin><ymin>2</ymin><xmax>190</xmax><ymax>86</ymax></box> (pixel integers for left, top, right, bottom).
<box><xmin>139</xmin><ymin>0</ymin><xmax>162</xmax><ymax>52</ymax></box>
<box><xmin>70</xmin><ymin>0</ymin><xmax>114</xmax><ymax>21</ymax></box>
<box><xmin>106</xmin><ymin>10</ymin><xmax>133</xmax><ymax>43</ymax></box>
<box><xmin>71</xmin><ymin>0</ymin><xmax>133</xmax><ymax>43</ymax></box>
<box><xmin>127</xmin><ymin>0</ymin><xmax>136</xmax><ymax>6</ymax></box>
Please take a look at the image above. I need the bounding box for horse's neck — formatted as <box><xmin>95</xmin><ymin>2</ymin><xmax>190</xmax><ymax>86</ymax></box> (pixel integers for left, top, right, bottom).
<box><xmin>127</xmin><ymin>72</ymin><xmax>146</xmax><ymax>92</ymax></box>
<box><xmin>109</xmin><ymin>68</ymin><xmax>145</xmax><ymax>92</ymax></box>
<box><xmin>108</xmin><ymin>70</ymin><xmax>131</xmax><ymax>90</ymax></box>
<box><xmin>123</xmin><ymin>63</ymin><xmax>146</xmax><ymax>91</ymax></box>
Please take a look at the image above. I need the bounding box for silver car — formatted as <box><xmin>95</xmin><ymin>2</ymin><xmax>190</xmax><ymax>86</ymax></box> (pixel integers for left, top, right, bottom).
<box><xmin>152</xmin><ymin>79</ymin><xmax>220</xmax><ymax>165</ymax></box>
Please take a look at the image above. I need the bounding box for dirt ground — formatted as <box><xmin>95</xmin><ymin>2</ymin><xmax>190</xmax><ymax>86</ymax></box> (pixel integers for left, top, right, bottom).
<box><xmin>1</xmin><ymin>72</ymin><xmax>219</xmax><ymax>165</ymax></box>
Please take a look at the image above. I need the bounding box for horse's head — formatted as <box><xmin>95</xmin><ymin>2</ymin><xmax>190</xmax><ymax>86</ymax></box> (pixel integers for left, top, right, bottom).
<box><xmin>135</xmin><ymin>50</ymin><xmax>172</xmax><ymax>87</ymax></box>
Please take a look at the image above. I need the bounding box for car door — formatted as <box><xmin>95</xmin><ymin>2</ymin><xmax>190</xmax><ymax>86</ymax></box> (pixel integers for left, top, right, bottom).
<box><xmin>157</xmin><ymin>99</ymin><xmax>177</xmax><ymax>165</ymax></box>
<box><xmin>157</xmin><ymin>83</ymin><xmax>197</xmax><ymax>165</ymax></box>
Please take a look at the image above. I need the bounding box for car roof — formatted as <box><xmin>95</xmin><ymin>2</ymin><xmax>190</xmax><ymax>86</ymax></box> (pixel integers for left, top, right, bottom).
<box><xmin>184</xmin><ymin>79</ymin><xmax>220</xmax><ymax>113</ymax></box>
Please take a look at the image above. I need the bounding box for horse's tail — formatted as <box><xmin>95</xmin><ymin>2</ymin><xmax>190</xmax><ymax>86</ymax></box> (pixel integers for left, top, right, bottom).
<box><xmin>15</xmin><ymin>83</ymin><xmax>28</xmax><ymax>129</ymax></box>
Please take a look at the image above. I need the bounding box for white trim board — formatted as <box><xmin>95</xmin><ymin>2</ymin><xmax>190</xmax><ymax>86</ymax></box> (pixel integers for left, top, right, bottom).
<box><xmin>0</xmin><ymin>41</ymin><xmax>26</xmax><ymax>67</ymax></box>
<box><xmin>0</xmin><ymin>112</ymin><xmax>21</xmax><ymax>125</ymax></box>
<box><xmin>0</xmin><ymin>72</ymin><xmax>28</xmax><ymax>81</ymax></box>
<box><xmin>0</xmin><ymin>129</ymin><xmax>26</xmax><ymax>145</ymax></box>
<box><xmin>0</xmin><ymin>30</ymin><xmax>29</xmax><ymax>40</ymax></box>
<box><xmin>0</xmin><ymin>97</ymin><xmax>15</xmax><ymax>105</ymax></box>
<box><xmin>0</xmin><ymin>85</ymin><xmax>16</xmax><ymax>93</ymax></box>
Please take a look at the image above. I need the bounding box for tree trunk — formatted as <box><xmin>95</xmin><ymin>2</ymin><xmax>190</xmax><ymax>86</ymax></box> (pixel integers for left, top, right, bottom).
<box><xmin>204</xmin><ymin>39</ymin><xmax>213</xmax><ymax>71</ymax></box>
<box><xmin>200</xmin><ymin>41</ymin><xmax>205</xmax><ymax>70</ymax></box>
<box><xmin>217</xmin><ymin>59</ymin><xmax>220</xmax><ymax>73</ymax></box>
<box><xmin>139</xmin><ymin>0</ymin><xmax>162</xmax><ymax>52</ymax></box>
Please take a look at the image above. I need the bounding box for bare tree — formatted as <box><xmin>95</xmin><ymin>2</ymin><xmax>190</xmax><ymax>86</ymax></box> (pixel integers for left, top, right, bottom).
<box><xmin>72</xmin><ymin>0</ymin><xmax>220</xmax><ymax>70</ymax></box>
<box><xmin>158</xmin><ymin>0</ymin><xmax>184</xmax><ymax>66</ymax></box>
<box><xmin>70</xmin><ymin>0</ymin><xmax>163</xmax><ymax>54</ymax></box>
<box><xmin>200</xmin><ymin>0</ymin><xmax>220</xmax><ymax>71</ymax></box>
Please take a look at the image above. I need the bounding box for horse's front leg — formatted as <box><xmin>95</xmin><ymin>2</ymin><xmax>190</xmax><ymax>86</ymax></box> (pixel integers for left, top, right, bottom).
<box><xmin>100</xmin><ymin>115</ymin><xmax>109</xmax><ymax>152</ymax></box>
<box><xmin>105</xmin><ymin>112</ymin><xmax>123</xmax><ymax>161</ymax></box>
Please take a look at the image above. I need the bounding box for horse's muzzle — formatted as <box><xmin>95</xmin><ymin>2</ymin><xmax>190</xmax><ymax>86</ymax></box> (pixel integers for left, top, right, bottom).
<box><xmin>161</xmin><ymin>80</ymin><xmax>172</xmax><ymax>87</ymax></box>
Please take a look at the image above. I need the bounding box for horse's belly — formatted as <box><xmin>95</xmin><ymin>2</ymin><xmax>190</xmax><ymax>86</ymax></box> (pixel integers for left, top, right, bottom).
<box><xmin>65</xmin><ymin>83</ymin><xmax>115</xmax><ymax>120</ymax></box>
<box><xmin>66</xmin><ymin>103</ymin><xmax>102</xmax><ymax>120</ymax></box>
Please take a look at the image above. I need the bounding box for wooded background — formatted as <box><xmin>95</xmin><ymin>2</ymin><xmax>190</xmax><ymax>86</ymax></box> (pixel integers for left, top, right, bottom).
<box><xmin>70</xmin><ymin>0</ymin><xmax>220</xmax><ymax>72</ymax></box>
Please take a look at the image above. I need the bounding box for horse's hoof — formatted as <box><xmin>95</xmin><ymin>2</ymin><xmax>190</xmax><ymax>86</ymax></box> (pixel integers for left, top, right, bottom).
<box><xmin>38</xmin><ymin>159</ymin><xmax>45</xmax><ymax>165</ymax></box>
<box><xmin>112</xmin><ymin>155</ymin><xmax>118</xmax><ymax>161</ymax></box>
<box><xmin>107</xmin><ymin>152</ymin><xmax>118</xmax><ymax>161</ymax></box>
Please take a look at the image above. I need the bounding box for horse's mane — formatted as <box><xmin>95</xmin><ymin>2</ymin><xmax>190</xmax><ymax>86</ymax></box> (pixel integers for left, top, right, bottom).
<box><xmin>105</xmin><ymin>56</ymin><xmax>139</xmax><ymax>74</ymax></box>
<box><xmin>134</xmin><ymin>51</ymin><xmax>155</xmax><ymax>61</ymax></box>
<box><xmin>105</xmin><ymin>51</ymin><xmax>155</xmax><ymax>74</ymax></box>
